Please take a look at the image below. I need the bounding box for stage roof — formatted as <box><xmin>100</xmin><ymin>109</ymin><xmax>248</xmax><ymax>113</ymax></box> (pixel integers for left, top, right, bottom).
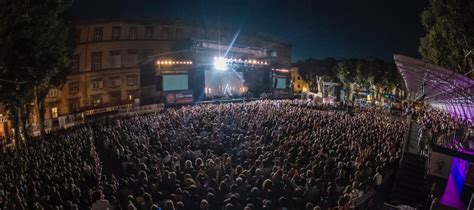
<box><xmin>394</xmin><ymin>54</ymin><xmax>474</xmax><ymax>122</ymax></box>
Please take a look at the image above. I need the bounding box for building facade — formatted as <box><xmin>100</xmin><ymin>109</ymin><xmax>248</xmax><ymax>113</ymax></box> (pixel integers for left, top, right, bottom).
<box><xmin>41</xmin><ymin>18</ymin><xmax>292</xmax><ymax>121</ymax></box>
<box><xmin>290</xmin><ymin>67</ymin><xmax>310</xmax><ymax>93</ymax></box>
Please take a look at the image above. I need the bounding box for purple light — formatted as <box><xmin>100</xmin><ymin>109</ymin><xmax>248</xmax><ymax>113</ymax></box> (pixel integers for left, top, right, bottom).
<box><xmin>453</xmin><ymin>137</ymin><xmax>474</xmax><ymax>155</ymax></box>
<box><xmin>440</xmin><ymin>157</ymin><xmax>469</xmax><ymax>209</ymax></box>
<box><xmin>435</xmin><ymin>103</ymin><xmax>474</xmax><ymax>124</ymax></box>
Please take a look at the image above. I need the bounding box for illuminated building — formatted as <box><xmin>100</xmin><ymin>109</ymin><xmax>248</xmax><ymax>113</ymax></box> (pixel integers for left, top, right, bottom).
<box><xmin>290</xmin><ymin>67</ymin><xmax>310</xmax><ymax>93</ymax></box>
<box><xmin>0</xmin><ymin>19</ymin><xmax>287</xmax><ymax>134</ymax></box>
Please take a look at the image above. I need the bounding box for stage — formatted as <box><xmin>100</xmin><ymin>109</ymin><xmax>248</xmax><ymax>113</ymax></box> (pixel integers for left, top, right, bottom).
<box><xmin>139</xmin><ymin>39</ymin><xmax>293</xmax><ymax>106</ymax></box>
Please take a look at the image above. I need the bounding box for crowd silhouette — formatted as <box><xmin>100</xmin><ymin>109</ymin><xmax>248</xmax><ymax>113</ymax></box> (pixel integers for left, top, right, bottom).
<box><xmin>0</xmin><ymin>100</ymin><xmax>407</xmax><ymax>210</ymax></box>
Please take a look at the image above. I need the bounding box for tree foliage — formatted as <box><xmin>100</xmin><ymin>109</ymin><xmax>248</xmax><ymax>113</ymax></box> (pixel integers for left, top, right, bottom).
<box><xmin>419</xmin><ymin>0</ymin><xmax>474</xmax><ymax>76</ymax></box>
<box><xmin>0</xmin><ymin>0</ymin><xmax>76</xmax><ymax>145</ymax></box>
<box><xmin>294</xmin><ymin>58</ymin><xmax>404</xmax><ymax>100</ymax></box>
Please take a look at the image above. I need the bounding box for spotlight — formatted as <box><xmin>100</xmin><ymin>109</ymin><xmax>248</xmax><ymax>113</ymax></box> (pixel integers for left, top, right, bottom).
<box><xmin>213</xmin><ymin>57</ymin><xmax>227</xmax><ymax>71</ymax></box>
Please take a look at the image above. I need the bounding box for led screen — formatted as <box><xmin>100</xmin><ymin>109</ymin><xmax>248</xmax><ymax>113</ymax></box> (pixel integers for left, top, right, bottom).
<box><xmin>163</xmin><ymin>74</ymin><xmax>189</xmax><ymax>91</ymax></box>
<box><xmin>274</xmin><ymin>78</ymin><xmax>287</xmax><ymax>89</ymax></box>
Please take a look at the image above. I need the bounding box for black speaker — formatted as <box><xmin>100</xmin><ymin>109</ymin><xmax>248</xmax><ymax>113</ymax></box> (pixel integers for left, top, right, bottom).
<box><xmin>140</xmin><ymin>63</ymin><xmax>156</xmax><ymax>87</ymax></box>
<box><xmin>156</xmin><ymin>76</ymin><xmax>163</xmax><ymax>91</ymax></box>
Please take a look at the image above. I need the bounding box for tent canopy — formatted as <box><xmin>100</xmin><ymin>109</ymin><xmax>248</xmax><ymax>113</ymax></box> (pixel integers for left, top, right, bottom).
<box><xmin>394</xmin><ymin>54</ymin><xmax>474</xmax><ymax>122</ymax></box>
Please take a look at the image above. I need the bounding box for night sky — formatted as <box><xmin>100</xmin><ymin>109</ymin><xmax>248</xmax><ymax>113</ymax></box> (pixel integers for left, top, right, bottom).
<box><xmin>73</xmin><ymin>0</ymin><xmax>428</xmax><ymax>62</ymax></box>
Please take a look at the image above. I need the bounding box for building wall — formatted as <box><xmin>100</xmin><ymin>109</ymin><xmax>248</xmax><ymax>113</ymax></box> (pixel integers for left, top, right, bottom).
<box><xmin>43</xmin><ymin>19</ymin><xmax>292</xmax><ymax>119</ymax></box>
<box><xmin>291</xmin><ymin>67</ymin><xmax>309</xmax><ymax>93</ymax></box>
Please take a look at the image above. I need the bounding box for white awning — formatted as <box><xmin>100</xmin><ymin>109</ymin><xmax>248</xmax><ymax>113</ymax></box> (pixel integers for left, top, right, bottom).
<box><xmin>394</xmin><ymin>54</ymin><xmax>474</xmax><ymax>122</ymax></box>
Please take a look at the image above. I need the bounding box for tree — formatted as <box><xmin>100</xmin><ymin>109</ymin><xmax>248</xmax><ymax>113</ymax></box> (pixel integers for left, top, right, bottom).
<box><xmin>0</xmin><ymin>0</ymin><xmax>76</xmax><ymax>145</ymax></box>
<box><xmin>294</xmin><ymin>58</ymin><xmax>405</xmax><ymax>101</ymax></box>
<box><xmin>419</xmin><ymin>0</ymin><xmax>474</xmax><ymax>77</ymax></box>
<box><xmin>294</xmin><ymin>58</ymin><xmax>339</xmax><ymax>92</ymax></box>
<box><xmin>335</xmin><ymin>60</ymin><xmax>357</xmax><ymax>100</ymax></box>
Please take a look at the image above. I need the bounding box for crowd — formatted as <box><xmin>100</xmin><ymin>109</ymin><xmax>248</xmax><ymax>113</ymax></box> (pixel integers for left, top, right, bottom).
<box><xmin>0</xmin><ymin>127</ymin><xmax>102</xmax><ymax>209</ymax></box>
<box><xmin>417</xmin><ymin>109</ymin><xmax>473</xmax><ymax>152</ymax></box>
<box><xmin>0</xmin><ymin>100</ymin><xmax>406</xmax><ymax>210</ymax></box>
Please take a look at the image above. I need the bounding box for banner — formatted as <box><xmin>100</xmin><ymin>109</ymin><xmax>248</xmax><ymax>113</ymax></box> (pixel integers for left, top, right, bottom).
<box><xmin>273</xmin><ymin>89</ymin><xmax>292</xmax><ymax>99</ymax></box>
<box><xmin>323</xmin><ymin>97</ymin><xmax>335</xmax><ymax>104</ymax></box>
<box><xmin>194</xmin><ymin>39</ymin><xmax>272</xmax><ymax>57</ymax></box>
<box><xmin>58</xmin><ymin>116</ymin><xmax>66</xmax><ymax>127</ymax></box>
<box><xmin>165</xmin><ymin>90</ymin><xmax>193</xmax><ymax>105</ymax></box>
<box><xmin>427</xmin><ymin>152</ymin><xmax>453</xmax><ymax>179</ymax></box>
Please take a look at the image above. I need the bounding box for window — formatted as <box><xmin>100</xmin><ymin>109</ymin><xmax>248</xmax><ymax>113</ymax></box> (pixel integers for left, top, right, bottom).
<box><xmin>109</xmin><ymin>91</ymin><xmax>122</xmax><ymax>104</ymax></box>
<box><xmin>109</xmin><ymin>50</ymin><xmax>121</xmax><ymax>68</ymax></box>
<box><xmin>91</xmin><ymin>95</ymin><xmax>103</xmax><ymax>106</ymax></box>
<box><xmin>124</xmin><ymin>50</ymin><xmax>138</xmax><ymax>67</ymax></box>
<box><xmin>93</xmin><ymin>27</ymin><xmax>103</xmax><ymax>41</ymax></box>
<box><xmin>127</xmin><ymin>90</ymin><xmax>138</xmax><ymax>100</ymax></box>
<box><xmin>142</xmin><ymin>49</ymin><xmax>154</xmax><ymax>60</ymax></box>
<box><xmin>69</xmin><ymin>98</ymin><xmax>80</xmax><ymax>112</ymax></box>
<box><xmin>69</xmin><ymin>82</ymin><xmax>80</xmax><ymax>95</ymax></box>
<box><xmin>127</xmin><ymin>49</ymin><xmax>138</xmax><ymax>54</ymax></box>
<box><xmin>161</xmin><ymin>27</ymin><xmax>169</xmax><ymax>40</ymax></box>
<box><xmin>112</xmin><ymin>26</ymin><xmax>121</xmax><ymax>40</ymax></box>
<box><xmin>70</xmin><ymin>55</ymin><xmax>79</xmax><ymax>73</ymax></box>
<box><xmin>109</xmin><ymin>77</ymin><xmax>122</xmax><ymax>88</ymax></box>
<box><xmin>175</xmin><ymin>28</ymin><xmax>183</xmax><ymax>40</ymax></box>
<box><xmin>91</xmin><ymin>52</ymin><xmax>102</xmax><ymax>70</ymax></box>
<box><xmin>51</xmin><ymin>107</ymin><xmax>58</xmax><ymax>118</ymax></box>
<box><xmin>297</xmin><ymin>84</ymin><xmax>301</xmax><ymax>89</ymax></box>
<box><xmin>129</xmin><ymin>27</ymin><xmax>138</xmax><ymax>40</ymax></box>
<box><xmin>127</xmin><ymin>75</ymin><xmax>137</xmax><ymax>86</ymax></box>
<box><xmin>145</xmin><ymin>26</ymin><xmax>154</xmax><ymax>39</ymax></box>
<box><xmin>91</xmin><ymin>79</ymin><xmax>104</xmax><ymax>90</ymax></box>
<box><xmin>48</xmin><ymin>89</ymin><xmax>58</xmax><ymax>98</ymax></box>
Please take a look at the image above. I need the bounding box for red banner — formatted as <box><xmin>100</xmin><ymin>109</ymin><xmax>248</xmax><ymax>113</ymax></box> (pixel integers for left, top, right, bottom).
<box><xmin>165</xmin><ymin>90</ymin><xmax>193</xmax><ymax>105</ymax></box>
<box><xmin>273</xmin><ymin>89</ymin><xmax>292</xmax><ymax>99</ymax></box>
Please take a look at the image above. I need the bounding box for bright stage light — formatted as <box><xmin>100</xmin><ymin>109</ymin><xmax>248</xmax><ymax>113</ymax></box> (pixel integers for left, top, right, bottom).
<box><xmin>213</xmin><ymin>57</ymin><xmax>227</xmax><ymax>71</ymax></box>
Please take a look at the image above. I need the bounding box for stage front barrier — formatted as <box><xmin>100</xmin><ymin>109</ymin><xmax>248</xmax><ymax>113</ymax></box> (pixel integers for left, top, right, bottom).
<box><xmin>46</xmin><ymin>103</ymin><xmax>165</xmax><ymax>131</ymax></box>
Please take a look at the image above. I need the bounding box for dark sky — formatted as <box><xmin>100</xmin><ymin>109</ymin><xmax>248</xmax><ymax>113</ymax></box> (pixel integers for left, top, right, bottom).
<box><xmin>73</xmin><ymin>0</ymin><xmax>428</xmax><ymax>62</ymax></box>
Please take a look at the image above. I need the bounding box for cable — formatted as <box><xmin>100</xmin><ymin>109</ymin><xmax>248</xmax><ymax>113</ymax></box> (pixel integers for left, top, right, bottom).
<box><xmin>0</xmin><ymin>78</ymin><xmax>28</xmax><ymax>84</ymax></box>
